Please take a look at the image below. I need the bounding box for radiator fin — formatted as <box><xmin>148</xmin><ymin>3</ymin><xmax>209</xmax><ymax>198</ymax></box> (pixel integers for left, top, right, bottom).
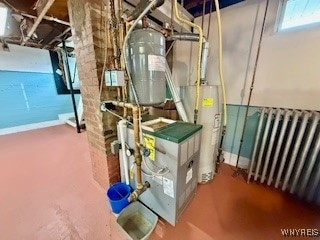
<box><xmin>247</xmin><ymin>108</ymin><xmax>320</xmax><ymax>205</ymax></box>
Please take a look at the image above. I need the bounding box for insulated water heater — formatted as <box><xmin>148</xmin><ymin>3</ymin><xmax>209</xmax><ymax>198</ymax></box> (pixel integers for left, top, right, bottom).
<box><xmin>181</xmin><ymin>85</ymin><xmax>222</xmax><ymax>183</ymax></box>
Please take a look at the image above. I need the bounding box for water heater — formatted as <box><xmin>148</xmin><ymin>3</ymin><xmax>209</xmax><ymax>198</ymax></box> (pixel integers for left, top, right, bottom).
<box><xmin>181</xmin><ymin>85</ymin><xmax>222</xmax><ymax>183</ymax></box>
<box><xmin>127</xmin><ymin>29</ymin><xmax>166</xmax><ymax>105</ymax></box>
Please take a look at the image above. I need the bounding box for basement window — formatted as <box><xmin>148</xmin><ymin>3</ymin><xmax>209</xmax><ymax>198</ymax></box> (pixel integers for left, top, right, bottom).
<box><xmin>279</xmin><ymin>0</ymin><xmax>320</xmax><ymax>31</ymax></box>
<box><xmin>0</xmin><ymin>6</ymin><xmax>8</xmax><ymax>36</ymax></box>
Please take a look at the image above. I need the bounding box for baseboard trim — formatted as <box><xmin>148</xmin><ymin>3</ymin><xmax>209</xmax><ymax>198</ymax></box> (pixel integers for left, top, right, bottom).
<box><xmin>0</xmin><ymin>120</ymin><xmax>64</xmax><ymax>135</ymax></box>
<box><xmin>223</xmin><ymin>151</ymin><xmax>250</xmax><ymax>169</ymax></box>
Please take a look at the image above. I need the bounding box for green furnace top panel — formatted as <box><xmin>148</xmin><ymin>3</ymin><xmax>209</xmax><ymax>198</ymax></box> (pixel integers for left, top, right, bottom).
<box><xmin>144</xmin><ymin>121</ymin><xmax>202</xmax><ymax>143</ymax></box>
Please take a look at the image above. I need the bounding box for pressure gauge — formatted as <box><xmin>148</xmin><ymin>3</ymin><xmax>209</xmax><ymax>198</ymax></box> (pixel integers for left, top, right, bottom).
<box><xmin>126</xmin><ymin>148</ymin><xmax>134</xmax><ymax>157</ymax></box>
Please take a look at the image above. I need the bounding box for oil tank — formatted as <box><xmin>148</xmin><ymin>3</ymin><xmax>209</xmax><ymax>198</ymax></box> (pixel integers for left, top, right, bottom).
<box><xmin>181</xmin><ymin>85</ymin><xmax>222</xmax><ymax>183</ymax></box>
<box><xmin>127</xmin><ymin>29</ymin><xmax>166</xmax><ymax>105</ymax></box>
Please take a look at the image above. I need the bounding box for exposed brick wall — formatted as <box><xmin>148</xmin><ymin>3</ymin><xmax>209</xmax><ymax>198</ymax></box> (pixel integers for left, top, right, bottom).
<box><xmin>68</xmin><ymin>2</ymin><xmax>168</xmax><ymax>239</ymax></box>
<box><xmin>68</xmin><ymin>0</ymin><xmax>120</xmax><ymax>190</ymax></box>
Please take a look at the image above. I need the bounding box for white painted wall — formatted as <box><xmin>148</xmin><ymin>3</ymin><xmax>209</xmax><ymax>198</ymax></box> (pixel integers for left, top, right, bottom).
<box><xmin>0</xmin><ymin>44</ymin><xmax>53</xmax><ymax>73</ymax></box>
<box><xmin>252</xmin><ymin>0</ymin><xmax>320</xmax><ymax>111</ymax></box>
<box><xmin>173</xmin><ymin>0</ymin><xmax>320</xmax><ymax>111</ymax></box>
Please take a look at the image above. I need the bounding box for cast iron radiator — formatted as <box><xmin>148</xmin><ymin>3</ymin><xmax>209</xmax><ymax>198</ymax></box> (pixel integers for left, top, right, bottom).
<box><xmin>247</xmin><ymin>108</ymin><xmax>320</xmax><ymax>205</ymax></box>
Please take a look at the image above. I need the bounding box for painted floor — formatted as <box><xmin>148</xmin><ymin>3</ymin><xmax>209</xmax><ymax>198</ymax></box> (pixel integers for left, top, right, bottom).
<box><xmin>0</xmin><ymin>125</ymin><xmax>319</xmax><ymax>240</ymax></box>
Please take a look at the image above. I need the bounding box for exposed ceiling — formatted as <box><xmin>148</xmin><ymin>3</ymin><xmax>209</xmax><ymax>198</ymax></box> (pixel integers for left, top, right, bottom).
<box><xmin>4</xmin><ymin>0</ymin><xmax>69</xmax><ymax>20</ymax></box>
<box><xmin>0</xmin><ymin>0</ymin><xmax>243</xmax><ymax>50</ymax></box>
<box><xmin>1</xmin><ymin>0</ymin><xmax>70</xmax><ymax>49</ymax></box>
<box><xmin>184</xmin><ymin>0</ymin><xmax>244</xmax><ymax>17</ymax></box>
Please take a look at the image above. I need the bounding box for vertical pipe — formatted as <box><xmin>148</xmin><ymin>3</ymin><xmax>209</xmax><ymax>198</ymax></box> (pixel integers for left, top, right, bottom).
<box><xmin>317</xmin><ymin>191</ymin><xmax>320</xmax><ymax>206</ymax></box>
<box><xmin>63</xmin><ymin>41</ymin><xmax>81</xmax><ymax>134</ymax></box>
<box><xmin>132</xmin><ymin>106</ymin><xmax>143</xmax><ymax>189</ymax></box>
<box><xmin>282</xmin><ymin>111</ymin><xmax>309</xmax><ymax>191</ymax></box>
<box><xmin>290</xmin><ymin>112</ymin><xmax>319</xmax><ymax>194</ymax></box>
<box><xmin>267</xmin><ymin>110</ymin><xmax>290</xmax><ymax>186</ymax></box>
<box><xmin>110</xmin><ymin>101</ymin><xmax>143</xmax><ymax>188</ymax></box>
<box><xmin>200</xmin><ymin>41</ymin><xmax>210</xmax><ymax>82</ymax></box>
<box><xmin>306</xmin><ymin>164</ymin><xmax>320</xmax><ymax>202</ymax></box>
<box><xmin>298</xmin><ymin>130</ymin><xmax>320</xmax><ymax>198</ymax></box>
<box><xmin>165</xmin><ymin>62</ymin><xmax>188</xmax><ymax>122</ymax></box>
<box><xmin>275</xmin><ymin>111</ymin><xmax>299</xmax><ymax>188</ymax></box>
<box><xmin>235</xmin><ymin>0</ymin><xmax>270</xmax><ymax>171</ymax></box>
<box><xmin>261</xmin><ymin>108</ymin><xmax>281</xmax><ymax>183</ymax></box>
<box><xmin>119</xmin><ymin>120</ymin><xmax>130</xmax><ymax>185</ymax></box>
<box><xmin>254</xmin><ymin>108</ymin><xmax>273</xmax><ymax>181</ymax></box>
<box><xmin>247</xmin><ymin>108</ymin><xmax>266</xmax><ymax>183</ymax></box>
<box><xmin>110</xmin><ymin>0</ymin><xmax>120</xmax><ymax>69</ymax></box>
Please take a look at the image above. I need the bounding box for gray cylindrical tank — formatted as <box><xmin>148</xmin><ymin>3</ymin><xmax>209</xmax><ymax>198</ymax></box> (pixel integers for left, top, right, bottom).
<box><xmin>127</xmin><ymin>29</ymin><xmax>166</xmax><ymax>105</ymax></box>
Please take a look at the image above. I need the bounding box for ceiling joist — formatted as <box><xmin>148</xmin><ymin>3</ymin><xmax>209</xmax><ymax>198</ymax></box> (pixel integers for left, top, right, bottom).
<box><xmin>21</xmin><ymin>0</ymin><xmax>55</xmax><ymax>46</ymax></box>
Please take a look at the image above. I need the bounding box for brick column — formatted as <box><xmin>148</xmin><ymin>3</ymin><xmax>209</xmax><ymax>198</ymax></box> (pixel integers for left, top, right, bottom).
<box><xmin>67</xmin><ymin>2</ymin><xmax>168</xmax><ymax>239</ymax></box>
<box><xmin>68</xmin><ymin>0</ymin><xmax>120</xmax><ymax>189</ymax></box>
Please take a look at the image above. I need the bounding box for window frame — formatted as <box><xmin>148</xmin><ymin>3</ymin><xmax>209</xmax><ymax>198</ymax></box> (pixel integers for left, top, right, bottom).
<box><xmin>277</xmin><ymin>0</ymin><xmax>320</xmax><ymax>32</ymax></box>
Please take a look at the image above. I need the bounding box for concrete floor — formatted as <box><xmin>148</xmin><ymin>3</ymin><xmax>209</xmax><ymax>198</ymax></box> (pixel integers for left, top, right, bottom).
<box><xmin>0</xmin><ymin>125</ymin><xmax>319</xmax><ymax>240</ymax></box>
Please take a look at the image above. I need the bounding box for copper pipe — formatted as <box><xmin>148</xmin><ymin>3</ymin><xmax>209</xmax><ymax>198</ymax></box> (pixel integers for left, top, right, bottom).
<box><xmin>122</xmin><ymin>87</ymin><xmax>128</xmax><ymax>117</ymax></box>
<box><xmin>110</xmin><ymin>101</ymin><xmax>143</xmax><ymax>189</ymax></box>
<box><xmin>142</xmin><ymin>16</ymin><xmax>148</xmax><ymax>28</ymax></box>
<box><xmin>117</xmin><ymin>86</ymin><xmax>122</xmax><ymax>101</ymax></box>
<box><xmin>110</xmin><ymin>0</ymin><xmax>120</xmax><ymax>69</ymax></box>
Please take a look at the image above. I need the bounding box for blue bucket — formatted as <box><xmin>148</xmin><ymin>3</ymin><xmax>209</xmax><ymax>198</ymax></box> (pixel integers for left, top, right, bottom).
<box><xmin>106</xmin><ymin>182</ymin><xmax>131</xmax><ymax>214</ymax></box>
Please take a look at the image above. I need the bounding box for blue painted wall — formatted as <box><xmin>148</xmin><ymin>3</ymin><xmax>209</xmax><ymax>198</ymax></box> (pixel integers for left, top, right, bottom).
<box><xmin>223</xmin><ymin>104</ymin><xmax>261</xmax><ymax>159</ymax></box>
<box><xmin>0</xmin><ymin>71</ymin><xmax>79</xmax><ymax>128</ymax></box>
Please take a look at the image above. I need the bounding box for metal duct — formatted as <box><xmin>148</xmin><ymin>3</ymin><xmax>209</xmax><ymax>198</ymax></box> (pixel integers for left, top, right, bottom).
<box><xmin>167</xmin><ymin>33</ymin><xmax>209</xmax><ymax>81</ymax></box>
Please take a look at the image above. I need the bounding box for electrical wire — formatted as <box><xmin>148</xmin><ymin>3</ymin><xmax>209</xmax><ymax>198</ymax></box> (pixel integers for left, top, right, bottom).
<box><xmin>104</xmin><ymin>108</ymin><xmax>133</xmax><ymax>126</ymax></box>
<box><xmin>143</xmin><ymin>156</ymin><xmax>170</xmax><ymax>176</ymax></box>
<box><xmin>173</xmin><ymin>0</ymin><xmax>203</xmax><ymax>123</ymax></box>
<box><xmin>166</xmin><ymin>40</ymin><xmax>176</xmax><ymax>57</ymax></box>
<box><xmin>130</xmin><ymin>159</ymin><xmax>169</xmax><ymax>177</ymax></box>
<box><xmin>213</xmin><ymin>0</ymin><xmax>227</xmax><ymax>127</ymax></box>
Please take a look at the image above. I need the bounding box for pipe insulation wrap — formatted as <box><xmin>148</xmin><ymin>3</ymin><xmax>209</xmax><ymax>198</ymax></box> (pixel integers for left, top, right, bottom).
<box><xmin>200</xmin><ymin>41</ymin><xmax>209</xmax><ymax>80</ymax></box>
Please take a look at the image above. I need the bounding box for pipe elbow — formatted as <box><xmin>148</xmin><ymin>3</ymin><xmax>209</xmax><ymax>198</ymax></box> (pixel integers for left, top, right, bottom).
<box><xmin>128</xmin><ymin>181</ymin><xmax>150</xmax><ymax>202</ymax></box>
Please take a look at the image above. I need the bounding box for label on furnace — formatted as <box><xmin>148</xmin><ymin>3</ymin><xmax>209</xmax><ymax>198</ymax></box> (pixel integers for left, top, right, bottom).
<box><xmin>163</xmin><ymin>177</ymin><xmax>174</xmax><ymax>198</ymax></box>
<box><xmin>186</xmin><ymin>168</ymin><xmax>193</xmax><ymax>184</ymax></box>
<box><xmin>143</xmin><ymin>134</ymin><xmax>155</xmax><ymax>161</ymax></box>
<box><xmin>148</xmin><ymin>55</ymin><xmax>166</xmax><ymax>72</ymax></box>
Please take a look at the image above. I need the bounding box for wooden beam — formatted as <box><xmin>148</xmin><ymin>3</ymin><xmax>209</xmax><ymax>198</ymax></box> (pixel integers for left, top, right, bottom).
<box><xmin>43</xmin><ymin>27</ymin><xmax>71</xmax><ymax>49</ymax></box>
<box><xmin>21</xmin><ymin>0</ymin><xmax>55</xmax><ymax>46</ymax></box>
<box><xmin>21</xmin><ymin>13</ymin><xmax>70</xmax><ymax>26</ymax></box>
